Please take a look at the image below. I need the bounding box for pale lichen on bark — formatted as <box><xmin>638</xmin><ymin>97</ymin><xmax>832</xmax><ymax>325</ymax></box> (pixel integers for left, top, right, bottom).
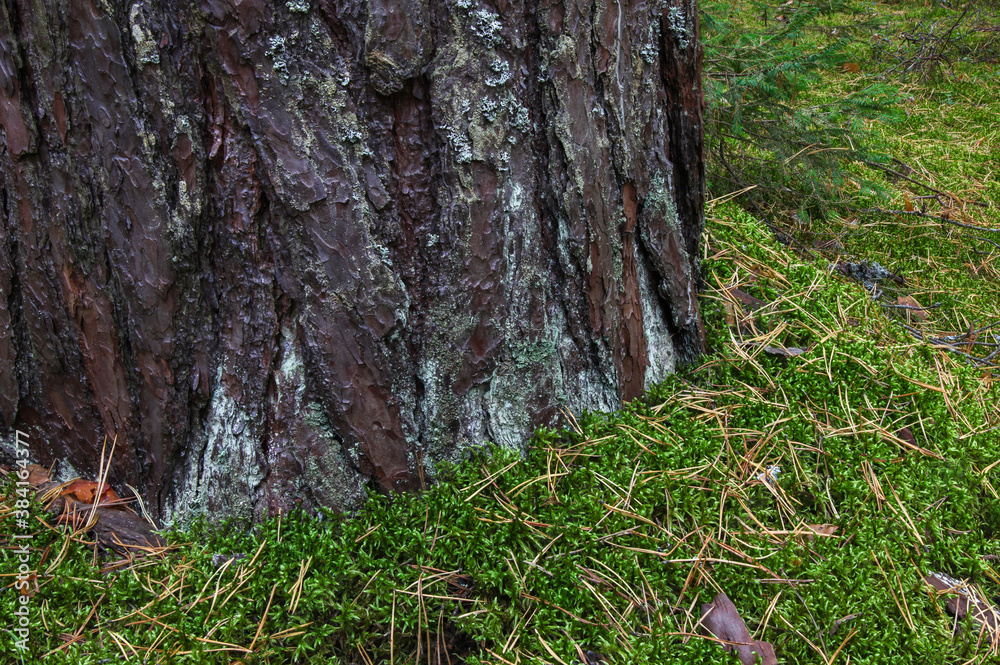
<box><xmin>0</xmin><ymin>0</ymin><xmax>705</xmax><ymax>524</ymax></box>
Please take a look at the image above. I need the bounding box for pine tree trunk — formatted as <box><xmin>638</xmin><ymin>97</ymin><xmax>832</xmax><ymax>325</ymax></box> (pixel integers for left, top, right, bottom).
<box><xmin>0</xmin><ymin>0</ymin><xmax>704</xmax><ymax>523</ymax></box>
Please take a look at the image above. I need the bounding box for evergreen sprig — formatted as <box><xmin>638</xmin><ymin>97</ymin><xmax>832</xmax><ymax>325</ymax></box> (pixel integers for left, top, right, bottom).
<box><xmin>702</xmin><ymin>0</ymin><xmax>901</xmax><ymax>219</ymax></box>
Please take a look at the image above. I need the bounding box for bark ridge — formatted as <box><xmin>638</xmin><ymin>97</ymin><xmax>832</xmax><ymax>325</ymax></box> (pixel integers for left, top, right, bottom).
<box><xmin>0</xmin><ymin>0</ymin><xmax>704</xmax><ymax>523</ymax></box>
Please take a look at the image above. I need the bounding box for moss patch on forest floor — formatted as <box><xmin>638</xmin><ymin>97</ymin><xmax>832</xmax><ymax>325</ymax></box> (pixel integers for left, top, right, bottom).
<box><xmin>2</xmin><ymin>1</ymin><xmax>1000</xmax><ymax>663</ymax></box>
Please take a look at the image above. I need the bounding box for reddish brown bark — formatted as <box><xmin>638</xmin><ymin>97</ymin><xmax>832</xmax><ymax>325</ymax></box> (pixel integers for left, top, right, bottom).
<box><xmin>0</xmin><ymin>0</ymin><xmax>705</xmax><ymax>524</ymax></box>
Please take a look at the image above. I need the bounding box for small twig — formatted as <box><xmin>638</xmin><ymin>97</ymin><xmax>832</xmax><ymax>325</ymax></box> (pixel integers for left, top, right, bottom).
<box><xmin>862</xmin><ymin>160</ymin><xmax>952</xmax><ymax>200</ymax></box>
<box><xmin>898</xmin><ymin>324</ymin><xmax>1000</xmax><ymax>368</ymax></box>
<box><xmin>882</xmin><ymin>301</ymin><xmax>942</xmax><ymax>312</ymax></box>
<box><xmin>857</xmin><ymin>207</ymin><xmax>1000</xmax><ymax>233</ymax></box>
<box><xmin>972</xmin><ymin>236</ymin><xmax>1000</xmax><ymax>251</ymax></box>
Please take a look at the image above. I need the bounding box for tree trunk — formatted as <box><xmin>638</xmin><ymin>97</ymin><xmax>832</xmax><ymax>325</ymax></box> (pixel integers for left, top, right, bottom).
<box><xmin>0</xmin><ymin>0</ymin><xmax>704</xmax><ymax>524</ymax></box>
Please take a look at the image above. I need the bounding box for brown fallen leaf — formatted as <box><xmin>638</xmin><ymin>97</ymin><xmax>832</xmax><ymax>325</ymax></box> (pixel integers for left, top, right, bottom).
<box><xmin>90</xmin><ymin>507</ymin><xmax>167</xmax><ymax>554</ymax></box>
<box><xmin>897</xmin><ymin>427</ymin><xmax>918</xmax><ymax>449</ymax></box>
<box><xmin>60</xmin><ymin>479</ymin><xmax>120</xmax><ymax>505</ymax></box>
<box><xmin>801</xmin><ymin>524</ymin><xmax>839</xmax><ymax>544</ymax></box>
<box><xmin>897</xmin><ymin>295</ymin><xmax>928</xmax><ymax>322</ymax></box>
<box><xmin>829</xmin><ymin>612</ymin><xmax>861</xmax><ymax>636</ymax></box>
<box><xmin>727</xmin><ymin>288</ymin><xmax>768</xmax><ymax>310</ymax></box>
<box><xmin>17</xmin><ymin>571</ymin><xmax>38</xmax><ymax>598</ymax></box>
<box><xmin>98</xmin><ymin>484</ymin><xmax>121</xmax><ymax>505</ymax></box>
<box><xmin>924</xmin><ymin>572</ymin><xmax>1000</xmax><ymax>637</ymax></box>
<box><xmin>61</xmin><ymin>479</ymin><xmax>100</xmax><ymax>503</ymax></box>
<box><xmin>700</xmin><ymin>593</ymin><xmax>778</xmax><ymax>665</ymax></box>
<box><xmin>25</xmin><ymin>463</ymin><xmax>52</xmax><ymax>486</ymax></box>
<box><xmin>25</xmin><ymin>470</ymin><xmax>168</xmax><ymax>562</ymax></box>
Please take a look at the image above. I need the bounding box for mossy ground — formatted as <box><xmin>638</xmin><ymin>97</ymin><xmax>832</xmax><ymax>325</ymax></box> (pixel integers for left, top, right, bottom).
<box><xmin>2</xmin><ymin>2</ymin><xmax>1000</xmax><ymax>663</ymax></box>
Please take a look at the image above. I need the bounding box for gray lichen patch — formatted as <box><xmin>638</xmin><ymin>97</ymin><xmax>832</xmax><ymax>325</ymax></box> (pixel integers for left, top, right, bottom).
<box><xmin>485</xmin><ymin>57</ymin><xmax>511</xmax><ymax>87</ymax></box>
<box><xmin>470</xmin><ymin>8</ymin><xmax>503</xmax><ymax>49</ymax></box>
<box><xmin>640</xmin><ymin>169</ymin><xmax>700</xmax><ymax>333</ymax></box>
<box><xmin>645</xmin><ymin>171</ymin><xmax>682</xmax><ymax>235</ymax></box>
<box><xmin>667</xmin><ymin>6</ymin><xmax>691</xmax><ymax>50</ymax></box>
<box><xmin>275</xmin><ymin>328</ymin><xmax>365</xmax><ymax>511</ymax></box>
<box><xmin>482</xmin><ymin>338</ymin><xmax>556</xmax><ymax>451</ymax></box>
<box><xmin>265</xmin><ymin>35</ymin><xmax>290</xmax><ymax>85</ymax></box>
<box><xmin>448</xmin><ymin>126</ymin><xmax>475</xmax><ymax>164</ymax></box>
<box><xmin>129</xmin><ymin>4</ymin><xmax>160</xmax><ymax>66</ymax></box>
<box><xmin>52</xmin><ymin>458</ymin><xmax>85</xmax><ymax>484</ymax></box>
<box><xmin>166</xmin><ymin>369</ymin><xmax>267</xmax><ymax>528</ymax></box>
<box><xmin>433</xmin><ymin>0</ymin><xmax>535</xmax><ymax>166</ymax></box>
<box><xmin>636</xmin><ymin>241</ymin><xmax>678</xmax><ymax>386</ymax></box>
<box><xmin>301</xmin><ymin>440</ymin><xmax>365</xmax><ymax>512</ymax></box>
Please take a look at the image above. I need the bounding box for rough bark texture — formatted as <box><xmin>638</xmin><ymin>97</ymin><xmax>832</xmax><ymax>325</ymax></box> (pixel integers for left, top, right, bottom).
<box><xmin>0</xmin><ymin>0</ymin><xmax>704</xmax><ymax>524</ymax></box>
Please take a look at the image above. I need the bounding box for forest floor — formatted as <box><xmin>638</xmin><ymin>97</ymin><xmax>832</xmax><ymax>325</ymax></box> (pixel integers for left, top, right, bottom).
<box><xmin>2</xmin><ymin>1</ymin><xmax>1000</xmax><ymax>663</ymax></box>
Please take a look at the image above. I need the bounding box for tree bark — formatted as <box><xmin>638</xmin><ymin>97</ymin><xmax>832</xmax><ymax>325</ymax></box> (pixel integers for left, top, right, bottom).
<box><xmin>0</xmin><ymin>0</ymin><xmax>704</xmax><ymax>523</ymax></box>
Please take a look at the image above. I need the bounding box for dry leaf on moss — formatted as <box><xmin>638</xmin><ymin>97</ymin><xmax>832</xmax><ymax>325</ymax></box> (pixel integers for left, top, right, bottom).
<box><xmin>925</xmin><ymin>572</ymin><xmax>1000</xmax><ymax>638</ymax></box>
<box><xmin>724</xmin><ymin>302</ymin><xmax>737</xmax><ymax>326</ymax></box>
<box><xmin>18</xmin><ymin>463</ymin><xmax>168</xmax><ymax>556</ymax></box>
<box><xmin>727</xmin><ymin>288</ymin><xmax>768</xmax><ymax>310</ymax></box>
<box><xmin>700</xmin><ymin>592</ymin><xmax>778</xmax><ymax>665</ymax></box>
<box><xmin>801</xmin><ymin>524</ymin><xmax>839</xmax><ymax>543</ymax></box>
<box><xmin>897</xmin><ymin>427</ymin><xmax>918</xmax><ymax>448</ymax></box>
<box><xmin>829</xmin><ymin>612</ymin><xmax>861</xmax><ymax>635</ymax></box>
<box><xmin>897</xmin><ymin>295</ymin><xmax>928</xmax><ymax>322</ymax></box>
